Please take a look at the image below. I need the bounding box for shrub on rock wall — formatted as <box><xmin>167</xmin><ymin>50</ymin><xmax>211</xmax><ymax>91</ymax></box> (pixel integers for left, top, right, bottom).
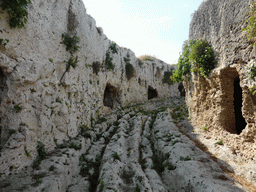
<box><xmin>0</xmin><ymin>0</ymin><xmax>31</xmax><ymax>28</ymax></box>
<box><xmin>61</xmin><ymin>33</ymin><xmax>80</xmax><ymax>70</ymax></box>
<box><xmin>171</xmin><ymin>39</ymin><xmax>216</xmax><ymax>83</ymax></box>
<box><xmin>242</xmin><ymin>2</ymin><xmax>256</xmax><ymax>46</ymax></box>
<box><xmin>248</xmin><ymin>64</ymin><xmax>256</xmax><ymax>80</ymax></box>
<box><xmin>171</xmin><ymin>39</ymin><xmax>194</xmax><ymax>83</ymax></box>
<box><xmin>189</xmin><ymin>39</ymin><xmax>216</xmax><ymax>77</ymax></box>
<box><xmin>61</xmin><ymin>33</ymin><xmax>80</xmax><ymax>54</ymax></box>
<box><xmin>104</xmin><ymin>42</ymin><xmax>118</xmax><ymax>70</ymax></box>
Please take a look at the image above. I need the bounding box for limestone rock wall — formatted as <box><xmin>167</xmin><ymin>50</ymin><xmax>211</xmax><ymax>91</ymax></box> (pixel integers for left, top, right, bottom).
<box><xmin>186</xmin><ymin>0</ymin><xmax>256</xmax><ymax>185</ymax></box>
<box><xmin>0</xmin><ymin>0</ymin><xmax>179</xmax><ymax>175</ymax></box>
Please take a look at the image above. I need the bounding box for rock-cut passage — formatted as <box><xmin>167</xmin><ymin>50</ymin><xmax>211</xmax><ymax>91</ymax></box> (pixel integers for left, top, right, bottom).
<box><xmin>233</xmin><ymin>78</ymin><xmax>247</xmax><ymax>134</ymax></box>
<box><xmin>148</xmin><ymin>86</ymin><xmax>158</xmax><ymax>100</ymax></box>
<box><xmin>103</xmin><ymin>83</ymin><xmax>119</xmax><ymax>109</ymax></box>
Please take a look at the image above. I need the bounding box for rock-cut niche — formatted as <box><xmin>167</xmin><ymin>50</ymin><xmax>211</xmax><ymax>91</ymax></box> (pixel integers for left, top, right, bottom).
<box><xmin>148</xmin><ymin>86</ymin><xmax>158</xmax><ymax>100</ymax></box>
<box><xmin>220</xmin><ymin>68</ymin><xmax>247</xmax><ymax>134</ymax></box>
<box><xmin>103</xmin><ymin>83</ymin><xmax>120</xmax><ymax>109</ymax></box>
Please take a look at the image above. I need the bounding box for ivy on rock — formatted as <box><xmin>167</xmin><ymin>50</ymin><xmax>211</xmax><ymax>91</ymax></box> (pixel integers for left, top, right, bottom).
<box><xmin>0</xmin><ymin>0</ymin><xmax>31</xmax><ymax>28</ymax></box>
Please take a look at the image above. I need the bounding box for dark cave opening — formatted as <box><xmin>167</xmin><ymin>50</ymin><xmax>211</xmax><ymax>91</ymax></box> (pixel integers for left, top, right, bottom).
<box><xmin>233</xmin><ymin>78</ymin><xmax>247</xmax><ymax>134</ymax></box>
<box><xmin>103</xmin><ymin>83</ymin><xmax>119</xmax><ymax>109</ymax></box>
<box><xmin>148</xmin><ymin>86</ymin><xmax>158</xmax><ymax>100</ymax></box>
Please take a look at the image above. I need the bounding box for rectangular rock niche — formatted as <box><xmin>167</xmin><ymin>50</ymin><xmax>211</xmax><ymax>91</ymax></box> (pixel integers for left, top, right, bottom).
<box><xmin>220</xmin><ymin>68</ymin><xmax>247</xmax><ymax>134</ymax></box>
<box><xmin>103</xmin><ymin>83</ymin><xmax>120</xmax><ymax>109</ymax></box>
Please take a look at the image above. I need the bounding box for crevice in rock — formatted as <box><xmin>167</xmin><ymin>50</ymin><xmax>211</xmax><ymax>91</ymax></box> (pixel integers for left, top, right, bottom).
<box><xmin>148</xmin><ymin>86</ymin><xmax>158</xmax><ymax>100</ymax></box>
<box><xmin>233</xmin><ymin>78</ymin><xmax>247</xmax><ymax>134</ymax></box>
<box><xmin>103</xmin><ymin>83</ymin><xmax>120</xmax><ymax>109</ymax></box>
<box><xmin>0</xmin><ymin>68</ymin><xmax>7</xmax><ymax>148</ymax></box>
<box><xmin>67</xmin><ymin>2</ymin><xmax>78</xmax><ymax>33</ymax></box>
<box><xmin>138</xmin><ymin>78</ymin><xmax>141</xmax><ymax>85</ymax></box>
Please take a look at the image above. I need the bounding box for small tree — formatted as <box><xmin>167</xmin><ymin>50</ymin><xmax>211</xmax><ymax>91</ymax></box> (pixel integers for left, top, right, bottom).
<box><xmin>189</xmin><ymin>39</ymin><xmax>216</xmax><ymax>77</ymax></box>
<box><xmin>171</xmin><ymin>39</ymin><xmax>216</xmax><ymax>83</ymax></box>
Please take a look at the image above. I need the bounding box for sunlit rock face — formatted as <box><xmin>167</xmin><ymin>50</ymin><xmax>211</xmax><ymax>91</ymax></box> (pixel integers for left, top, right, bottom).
<box><xmin>186</xmin><ymin>0</ymin><xmax>256</xmax><ymax>186</ymax></box>
<box><xmin>0</xmin><ymin>0</ymin><xmax>179</xmax><ymax>175</ymax></box>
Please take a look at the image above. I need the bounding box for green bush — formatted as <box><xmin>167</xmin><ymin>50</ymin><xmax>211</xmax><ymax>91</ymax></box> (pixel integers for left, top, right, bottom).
<box><xmin>69</xmin><ymin>142</ymin><xmax>82</xmax><ymax>151</ymax></box>
<box><xmin>66</xmin><ymin>56</ymin><xmax>79</xmax><ymax>70</ymax></box>
<box><xmin>0</xmin><ymin>0</ymin><xmax>31</xmax><ymax>28</ymax></box>
<box><xmin>180</xmin><ymin>156</ymin><xmax>191</xmax><ymax>161</ymax></box>
<box><xmin>0</xmin><ymin>39</ymin><xmax>9</xmax><ymax>47</ymax></box>
<box><xmin>99</xmin><ymin>180</ymin><xmax>104</xmax><ymax>192</ymax></box>
<box><xmin>242</xmin><ymin>2</ymin><xmax>256</xmax><ymax>46</ymax></box>
<box><xmin>103</xmin><ymin>42</ymin><xmax>119</xmax><ymax>70</ymax></box>
<box><xmin>171</xmin><ymin>39</ymin><xmax>216</xmax><ymax>83</ymax></box>
<box><xmin>32</xmin><ymin>141</ymin><xmax>47</xmax><ymax>169</ymax></box>
<box><xmin>61</xmin><ymin>33</ymin><xmax>80</xmax><ymax>54</ymax></box>
<box><xmin>135</xmin><ymin>184</ymin><xmax>141</xmax><ymax>192</ymax></box>
<box><xmin>171</xmin><ymin>40</ymin><xmax>194</xmax><ymax>83</ymax></box>
<box><xmin>104</xmin><ymin>52</ymin><xmax>114</xmax><ymax>70</ymax></box>
<box><xmin>24</xmin><ymin>146</ymin><xmax>31</xmax><ymax>157</ymax></box>
<box><xmin>189</xmin><ymin>39</ymin><xmax>216</xmax><ymax>77</ymax></box>
<box><xmin>112</xmin><ymin>152</ymin><xmax>121</xmax><ymax>161</ymax></box>
<box><xmin>37</xmin><ymin>141</ymin><xmax>47</xmax><ymax>159</ymax></box>
<box><xmin>79</xmin><ymin>154</ymin><xmax>101</xmax><ymax>192</ymax></box>
<box><xmin>14</xmin><ymin>104</ymin><xmax>22</xmax><ymax>113</ymax></box>
<box><xmin>61</xmin><ymin>33</ymin><xmax>80</xmax><ymax>72</ymax></box>
<box><xmin>248</xmin><ymin>65</ymin><xmax>256</xmax><ymax>80</ymax></box>
<box><xmin>216</xmin><ymin>139</ymin><xmax>223</xmax><ymax>145</ymax></box>
<box><xmin>250</xmin><ymin>85</ymin><xmax>256</xmax><ymax>95</ymax></box>
<box><xmin>109</xmin><ymin>42</ymin><xmax>118</xmax><ymax>54</ymax></box>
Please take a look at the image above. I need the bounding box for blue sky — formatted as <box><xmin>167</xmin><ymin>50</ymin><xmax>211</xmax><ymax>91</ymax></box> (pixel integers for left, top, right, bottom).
<box><xmin>82</xmin><ymin>0</ymin><xmax>203</xmax><ymax>64</ymax></box>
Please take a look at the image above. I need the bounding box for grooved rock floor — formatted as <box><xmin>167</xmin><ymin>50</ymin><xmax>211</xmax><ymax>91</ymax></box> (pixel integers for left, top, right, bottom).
<box><xmin>0</xmin><ymin>97</ymin><xmax>251</xmax><ymax>192</ymax></box>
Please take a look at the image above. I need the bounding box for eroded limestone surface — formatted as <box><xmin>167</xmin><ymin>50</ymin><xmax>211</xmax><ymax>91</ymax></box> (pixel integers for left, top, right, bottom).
<box><xmin>0</xmin><ymin>97</ymin><xmax>252</xmax><ymax>192</ymax></box>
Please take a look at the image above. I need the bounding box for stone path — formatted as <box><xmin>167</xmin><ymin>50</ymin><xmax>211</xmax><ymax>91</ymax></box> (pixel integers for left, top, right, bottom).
<box><xmin>0</xmin><ymin>97</ymin><xmax>249</xmax><ymax>192</ymax></box>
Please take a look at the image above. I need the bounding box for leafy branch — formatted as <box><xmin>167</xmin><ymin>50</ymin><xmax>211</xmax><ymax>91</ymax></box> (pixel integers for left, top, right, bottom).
<box><xmin>0</xmin><ymin>0</ymin><xmax>31</xmax><ymax>28</ymax></box>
